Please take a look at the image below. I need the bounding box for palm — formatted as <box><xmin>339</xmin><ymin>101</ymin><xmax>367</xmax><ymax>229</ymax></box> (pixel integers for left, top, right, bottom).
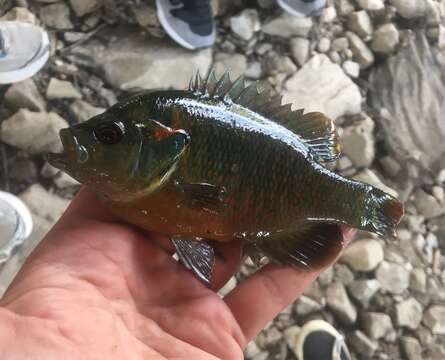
<box><xmin>0</xmin><ymin>190</ymin><xmax>354</xmax><ymax>359</ymax></box>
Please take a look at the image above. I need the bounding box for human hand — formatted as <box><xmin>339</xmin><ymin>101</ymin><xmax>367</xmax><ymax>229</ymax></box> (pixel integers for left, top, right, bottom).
<box><xmin>0</xmin><ymin>188</ymin><xmax>355</xmax><ymax>360</ymax></box>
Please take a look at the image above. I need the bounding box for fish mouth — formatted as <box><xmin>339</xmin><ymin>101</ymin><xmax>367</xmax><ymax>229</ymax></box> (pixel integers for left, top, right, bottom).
<box><xmin>47</xmin><ymin>128</ymin><xmax>89</xmax><ymax>169</ymax></box>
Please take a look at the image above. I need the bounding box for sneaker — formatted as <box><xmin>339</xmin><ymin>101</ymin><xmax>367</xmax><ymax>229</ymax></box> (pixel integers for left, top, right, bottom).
<box><xmin>277</xmin><ymin>0</ymin><xmax>326</xmax><ymax>17</ymax></box>
<box><xmin>156</xmin><ymin>0</ymin><xmax>215</xmax><ymax>50</ymax></box>
<box><xmin>295</xmin><ymin>320</ymin><xmax>352</xmax><ymax>360</ymax></box>
<box><xmin>0</xmin><ymin>21</ymin><xmax>50</xmax><ymax>84</ymax></box>
<box><xmin>0</xmin><ymin>191</ymin><xmax>33</xmax><ymax>263</ymax></box>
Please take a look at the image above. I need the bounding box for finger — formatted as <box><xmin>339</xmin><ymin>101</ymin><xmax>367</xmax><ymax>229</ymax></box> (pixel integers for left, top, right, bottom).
<box><xmin>209</xmin><ymin>240</ymin><xmax>243</xmax><ymax>291</ymax></box>
<box><xmin>224</xmin><ymin>227</ymin><xmax>356</xmax><ymax>343</ymax></box>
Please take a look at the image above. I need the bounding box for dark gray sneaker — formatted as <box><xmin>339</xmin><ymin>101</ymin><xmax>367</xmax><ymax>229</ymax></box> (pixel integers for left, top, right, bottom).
<box><xmin>295</xmin><ymin>320</ymin><xmax>352</xmax><ymax>360</ymax></box>
<box><xmin>277</xmin><ymin>0</ymin><xmax>326</xmax><ymax>17</ymax></box>
<box><xmin>156</xmin><ymin>0</ymin><xmax>215</xmax><ymax>50</ymax></box>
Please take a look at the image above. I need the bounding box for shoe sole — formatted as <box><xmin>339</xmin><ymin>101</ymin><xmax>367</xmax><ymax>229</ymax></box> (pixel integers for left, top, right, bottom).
<box><xmin>0</xmin><ymin>27</ymin><xmax>49</xmax><ymax>84</ymax></box>
<box><xmin>156</xmin><ymin>0</ymin><xmax>198</xmax><ymax>50</ymax></box>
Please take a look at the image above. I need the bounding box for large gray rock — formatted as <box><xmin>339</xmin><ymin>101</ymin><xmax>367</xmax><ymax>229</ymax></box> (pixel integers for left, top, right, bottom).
<box><xmin>340</xmin><ymin>239</ymin><xmax>383</xmax><ymax>272</ymax></box>
<box><xmin>349</xmin><ymin>330</ymin><xmax>378</xmax><ymax>357</ymax></box>
<box><xmin>396</xmin><ymin>297</ymin><xmax>423</xmax><ymax>330</ymax></box>
<box><xmin>389</xmin><ymin>0</ymin><xmax>426</xmax><ymax>18</ymax></box>
<box><xmin>229</xmin><ymin>9</ymin><xmax>260</xmax><ymax>41</ymax></box>
<box><xmin>294</xmin><ymin>295</ymin><xmax>323</xmax><ymax>316</ymax></box>
<box><xmin>68</xmin><ymin>0</ymin><xmax>101</xmax><ymax>17</ymax></box>
<box><xmin>346</xmin><ymin>31</ymin><xmax>375</xmax><ymax>69</ymax></box>
<box><xmin>39</xmin><ymin>3</ymin><xmax>73</xmax><ymax>29</ymax></box>
<box><xmin>46</xmin><ymin>78</ymin><xmax>82</xmax><ymax>100</ymax></box>
<box><xmin>361</xmin><ymin>312</ymin><xmax>393</xmax><ymax>339</ymax></box>
<box><xmin>356</xmin><ymin>0</ymin><xmax>384</xmax><ymax>11</ymax></box>
<box><xmin>69</xmin><ymin>100</ymin><xmax>105</xmax><ymax>123</ymax></box>
<box><xmin>283</xmin><ymin>54</ymin><xmax>362</xmax><ymax>120</ymax></box>
<box><xmin>413</xmin><ymin>188</ymin><xmax>445</xmax><ymax>219</ymax></box>
<box><xmin>371</xmin><ymin>23</ymin><xmax>400</xmax><ymax>54</ymax></box>
<box><xmin>401</xmin><ymin>337</ymin><xmax>422</xmax><ymax>360</ymax></box>
<box><xmin>341</xmin><ymin>116</ymin><xmax>375</xmax><ymax>168</ymax></box>
<box><xmin>348</xmin><ymin>11</ymin><xmax>373</xmax><ymax>39</ymax></box>
<box><xmin>290</xmin><ymin>37</ymin><xmax>311</xmax><ymax>66</ymax></box>
<box><xmin>19</xmin><ymin>184</ymin><xmax>70</xmax><ymax>223</ymax></box>
<box><xmin>213</xmin><ymin>53</ymin><xmax>247</xmax><ymax>78</ymax></box>
<box><xmin>4</xmin><ymin>79</ymin><xmax>46</xmax><ymax>111</ymax></box>
<box><xmin>0</xmin><ymin>110</ymin><xmax>67</xmax><ymax>154</ymax></box>
<box><xmin>262</xmin><ymin>14</ymin><xmax>313</xmax><ymax>38</ymax></box>
<box><xmin>326</xmin><ymin>282</ymin><xmax>357</xmax><ymax>324</ymax></box>
<box><xmin>75</xmin><ymin>27</ymin><xmax>212</xmax><ymax>91</ymax></box>
<box><xmin>370</xmin><ymin>33</ymin><xmax>445</xmax><ymax>174</ymax></box>
<box><xmin>423</xmin><ymin>306</ymin><xmax>445</xmax><ymax>334</ymax></box>
<box><xmin>376</xmin><ymin>261</ymin><xmax>410</xmax><ymax>294</ymax></box>
<box><xmin>348</xmin><ymin>279</ymin><xmax>381</xmax><ymax>305</ymax></box>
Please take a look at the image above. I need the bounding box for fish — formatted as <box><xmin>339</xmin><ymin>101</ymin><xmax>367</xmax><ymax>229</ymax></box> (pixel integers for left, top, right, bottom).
<box><xmin>48</xmin><ymin>71</ymin><xmax>404</xmax><ymax>284</ymax></box>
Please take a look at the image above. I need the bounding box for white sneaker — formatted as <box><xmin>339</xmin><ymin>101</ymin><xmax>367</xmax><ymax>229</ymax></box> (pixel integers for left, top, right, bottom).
<box><xmin>0</xmin><ymin>21</ymin><xmax>50</xmax><ymax>84</ymax></box>
<box><xmin>0</xmin><ymin>191</ymin><xmax>33</xmax><ymax>263</ymax></box>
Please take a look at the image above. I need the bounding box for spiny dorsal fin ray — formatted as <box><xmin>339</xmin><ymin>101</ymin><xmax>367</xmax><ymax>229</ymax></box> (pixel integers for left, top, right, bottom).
<box><xmin>189</xmin><ymin>71</ymin><xmax>341</xmax><ymax>162</ymax></box>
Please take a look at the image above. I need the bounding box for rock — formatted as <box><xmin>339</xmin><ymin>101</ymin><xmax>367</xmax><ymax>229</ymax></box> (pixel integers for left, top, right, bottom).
<box><xmin>69</xmin><ymin>100</ymin><xmax>104</xmax><ymax>123</ymax></box>
<box><xmin>342</xmin><ymin>60</ymin><xmax>360</xmax><ymax>78</ymax></box>
<box><xmin>64</xmin><ymin>32</ymin><xmax>85</xmax><ymax>43</ymax></box>
<box><xmin>4</xmin><ymin>79</ymin><xmax>46</xmax><ymax>111</ymax></box>
<box><xmin>244</xmin><ymin>341</ymin><xmax>261</xmax><ymax>358</ymax></box>
<box><xmin>439</xmin><ymin>25</ymin><xmax>445</xmax><ymax>51</ymax></box>
<box><xmin>290</xmin><ymin>37</ymin><xmax>311</xmax><ymax>66</ymax></box>
<box><xmin>283</xmin><ymin>326</ymin><xmax>301</xmax><ymax>357</ymax></box>
<box><xmin>318</xmin><ymin>266</ymin><xmax>334</xmax><ymax>286</ymax></box>
<box><xmin>396</xmin><ymin>297</ymin><xmax>423</xmax><ymax>329</ymax></box>
<box><xmin>320</xmin><ymin>6</ymin><xmax>337</xmax><ymax>22</ymax></box>
<box><xmin>283</xmin><ymin>54</ymin><xmax>362</xmax><ymax>120</ymax></box>
<box><xmin>389</xmin><ymin>0</ymin><xmax>426</xmax><ymax>19</ymax></box>
<box><xmin>371</xmin><ymin>24</ymin><xmax>400</xmax><ymax>54</ymax></box>
<box><xmin>357</xmin><ymin>0</ymin><xmax>384</xmax><ymax>11</ymax></box>
<box><xmin>295</xmin><ymin>295</ymin><xmax>323</xmax><ymax>316</ymax></box>
<box><xmin>245</xmin><ymin>62</ymin><xmax>263</xmax><ymax>79</ymax></box>
<box><xmin>432</xmin><ymin>186</ymin><xmax>444</xmax><ymax>202</ymax></box>
<box><xmin>376</xmin><ymin>261</ymin><xmax>410</xmax><ymax>294</ymax></box>
<box><xmin>82</xmin><ymin>27</ymin><xmax>212</xmax><ymax>90</ymax></box>
<box><xmin>349</xmin><ymin>330</ymin><xmax>378</xmax><ymax>357</ymax></box>
<box><xmin>346</xmin><ymin>31</ymin><xmax>374</xmax><ymax>68</ymax></box>
<box><xmin>19</xmin><ymin>184</ymin><xmax>70</xmax><ymax>223</ymax></box>
<box><xmin>348</xmin><ymin>11</ymin><xmax>373</xmax><ymax>39</ymax></box>
<box><xmin>332</xmin><ymin>37</ymin><xmax>349</xmax><ymax>52</ymax></box>
<box><xmin>334</xmin><ymin>263</ymin><xmax>355</xmax><ymax>285</ymax></box>
<box><xmin>379</xmin><ymin>155</ymin><xmax>402</xmax><ymax>177</ymax></box>
<box><xmin>132</xmin><ymin>4</ymin><xmax>160</xmax><ymax>30</ymax></box>
<box><xmin>341</xmin><ymin>116</ymin><xmax>375</xmax><ymax>167</ymax></box>
<box><xmin>401</xmin><ymin>337</ymin><xmax>422</xmax><ymax>360</ymax></box>
<box><xmin>46</xmin><ymin>78</ymin><xmax>82</xmax><ymax>100</ymax></box>
<box><xmin>362</xmin><ymin>312</ymin><xmax>393</xmax><ymax>339</ymax></box>
<box><xmin>218</xmin><ymin>276</ymin><xmax>237</xmax><ymax>297</ymax></box>
<box><xmin>370</xmin><ymin>33</ymin><xmax>445</xmax><ymax>174</ymax></box>
<box><xmin>340</xmin><ymin>239</ymin><xmax>383</xmax><ymax>272</ymax></box>
<box><xmin>251</xmin><ymin>351</ymin><xmax>269</xmax><ymax>360</ymax></box>
<box><xmin>423</xmin><ymin>306</ymin><xmax>445</xmax><ymax>334</ymax></box>
<box><xmin>326</xmin><ymin>282</ymin><xmax>357</xmax><ymax>324</ymax></box>
<box><xmin>353</xmin><ymin>169</ymin><xmax>399</xmax><ymax>198</ymax></box>
<box><xmin>413</xmin><ymin>189</ymin><xmax>445</xmax><ymax>219</ymax></box>
<box><xmin>54</xmin><ymin>173</ymin><xmax>80</xmax><ymax>188</ymax></box>
<box><xmin>335</xmin><ymin>0</ymin><xmax>355</xmax><ymax>15</ymax></box>
<box><xmin>410</xmin><ymin>267</ymin><xmax>427</xmax><ymax>293</ymax></box>
<box><xmin>9</xmin><ymin>159</ymin><xmax>38</xmax><ymax>184</ymax></box>
<box><xmin>0</xmin><ymin>110</ymin><xmax>68</xmax><ymax>155</ymax></box>
<box><xmin>213</xmin><ymin>53</ymin><xmax>247</xmax><ymax>78</ymax></box>
<box><xmin>0</xmin><ymin>7</ymin><xmax>36</xmax><ymax>23</ymax></box>
<box><xmin>229</xmin><ymin>9</ymin><xmax>260</xmax><ymax>41</ymax></box>
<box><xmin>68</xmin><ymin>0</ymin><xmax>101</xmax><ymax>17</ymax></box>
<box><xmin>40</xmin><ymin>162</ymin><xmax>60</xmax><ymax>179</ymax></box>
<box><xmin>39</xmin><ymin>3</ymin><xmax>73</xmax><ymax>29</ymax></box>
<box><xmin>262</xmin><ymin>14</ymin><xmax>312</xmax><ymax>38</ymax></box>
<box><xmin>265</xmin><ymin>54</ymin><xmax>297</xmax><ymax>76</ymax></box>
<box><xmin>348</xmin><ymin>279</ymin><xmax>380</xmax><ymax>305</ymax></box>
<box><xmin>317</xmin><ymin>37</ymin><xmax>331</xmax><ymax>53</ymax></box>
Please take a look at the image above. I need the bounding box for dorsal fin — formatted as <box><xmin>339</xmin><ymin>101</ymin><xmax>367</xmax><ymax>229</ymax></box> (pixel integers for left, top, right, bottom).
<box><xmin>188</xmin><ymin>71</ymin><xmax>342</xmax><ymax>162</ymax></box>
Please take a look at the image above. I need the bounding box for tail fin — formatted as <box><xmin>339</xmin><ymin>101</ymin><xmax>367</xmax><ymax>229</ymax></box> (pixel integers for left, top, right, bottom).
<box><xmin>363</xmin><ymin>188</ymin><xmax>404</xmax><ymax>237</ymax></box>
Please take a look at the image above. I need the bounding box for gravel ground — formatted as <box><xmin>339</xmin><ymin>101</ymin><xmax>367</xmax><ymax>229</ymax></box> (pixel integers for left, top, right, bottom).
<box><xmin>0</xmin><ymin>0</ymin><xmax>445</xmax><ymax>359</ymax></box>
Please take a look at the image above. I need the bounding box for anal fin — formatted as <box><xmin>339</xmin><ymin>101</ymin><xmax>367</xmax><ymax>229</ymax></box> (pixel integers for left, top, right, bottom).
<box><xmin>171</xmin><ymin>237</ymin><xmax>215</xmax><ymax>284</ymax></box>
<box><xmin>254</xmin><ymin>222</ymin><xmax>344</xmax><ymax>270</ymax></box>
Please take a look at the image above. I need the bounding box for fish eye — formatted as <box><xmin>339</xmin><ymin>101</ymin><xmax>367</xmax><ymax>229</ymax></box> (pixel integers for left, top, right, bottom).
<box><xmin>94</xmin><ymin>121</ymin><xmax>125</xmax><ymax>145</ymax></box>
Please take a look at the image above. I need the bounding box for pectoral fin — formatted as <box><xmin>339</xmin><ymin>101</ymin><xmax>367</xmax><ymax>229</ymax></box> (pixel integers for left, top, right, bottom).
<box><xmin>176</xmin><ymin>182</ymin><xmax>226</xmax><ymax>214</ymax></box>
<box><xmin>171</xmin><ymin>237</ymin><xmax>215</xmax><ymax>284</ymax></box>
<box><xmin>254</xmin><ymin>222</ymin><xmax>344</xmax><ymax>270</ymax></box>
